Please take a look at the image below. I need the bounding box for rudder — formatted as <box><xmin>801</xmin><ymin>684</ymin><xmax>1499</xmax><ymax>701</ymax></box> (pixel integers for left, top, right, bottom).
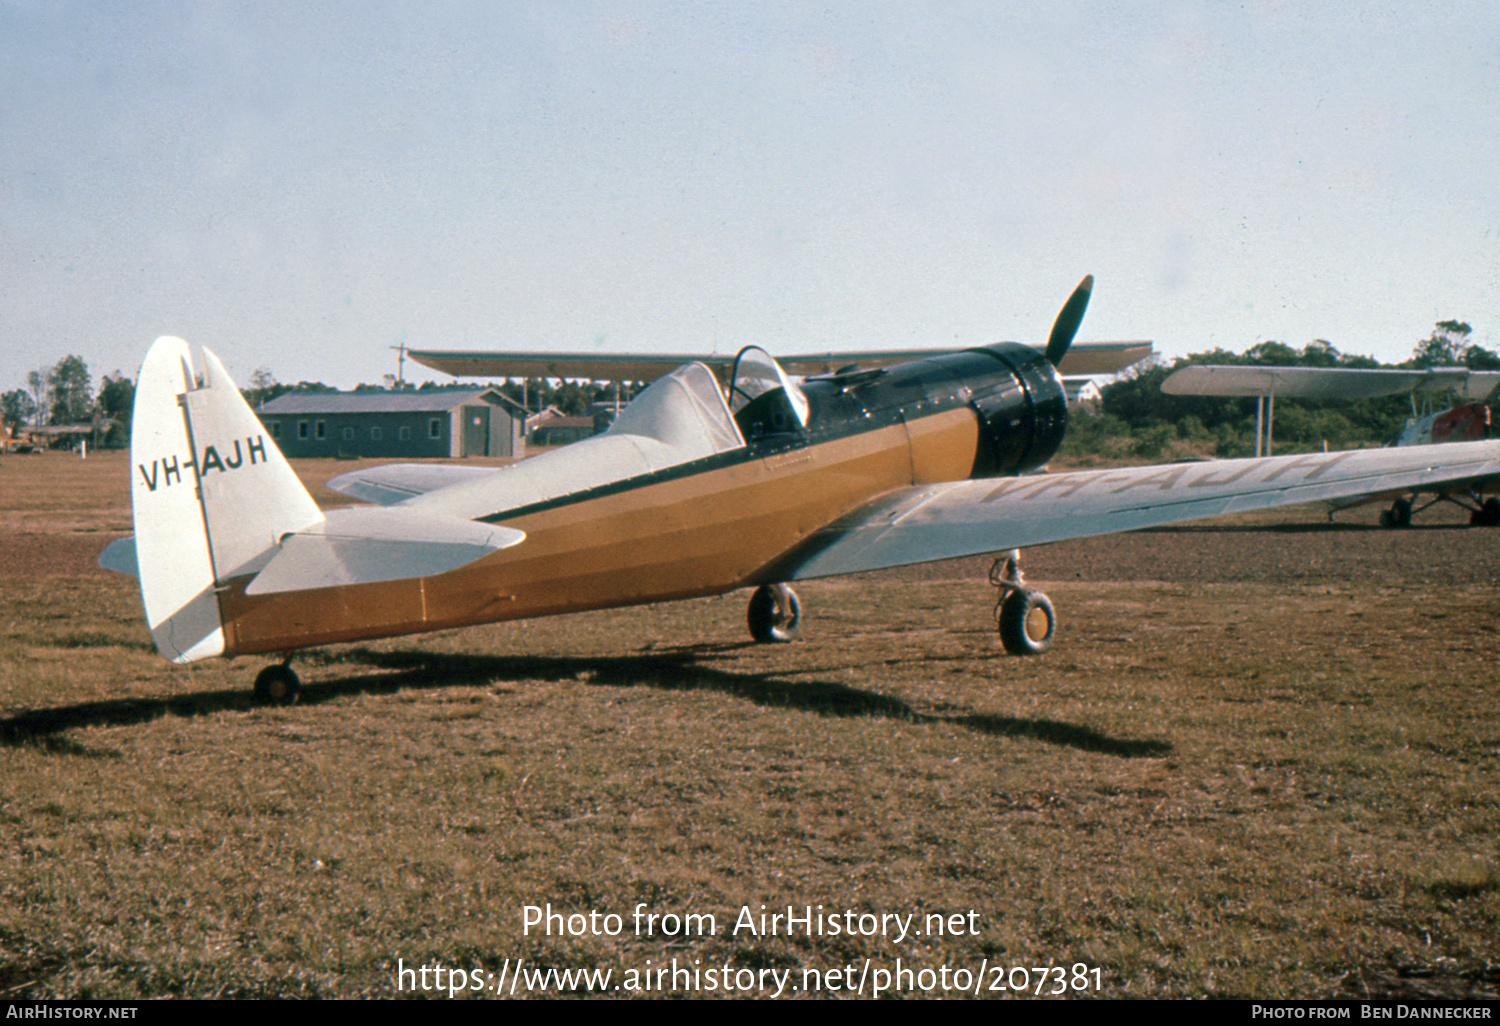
<box><xmin>129</xmin><ymin>337</ymin><xmax>323</xmax><ymax>662</ymax></box>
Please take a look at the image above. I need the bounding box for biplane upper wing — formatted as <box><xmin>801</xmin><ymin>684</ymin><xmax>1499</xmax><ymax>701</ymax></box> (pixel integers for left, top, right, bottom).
<box><xmin>780</xmin><ymin>341</ymin><xmax>1153</xmax><ymax>378</ymax></box>
<box><xmin>407</xmin><ymin>341</ymin><xmax>1152</xmax><ymax>383</ymax></box>
<box><xmin>1162</xmin><ymin>365</ymin><xmax>1500</xmax><ymax>401</ymax></box>
<box><xmin>771</xmin><ymin>440</ymin><xmax>1500</xmax><ymax>580</ymax></box>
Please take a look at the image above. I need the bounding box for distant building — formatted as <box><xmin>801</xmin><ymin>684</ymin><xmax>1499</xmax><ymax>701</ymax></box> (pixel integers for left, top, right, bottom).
<box><xmin>1062</xmin><ymin>377</ymin><xmax>1103</xmax><ymax>411</ymax></box>
<box><xmin>256</xmin><ymin>389</ymin><xmax>526</xmax><ymax>459</ymax></box>
<box><xmin>525</xmin><ymin>405</ymin><xmax>598</xmax><ymax>447</ymax></box>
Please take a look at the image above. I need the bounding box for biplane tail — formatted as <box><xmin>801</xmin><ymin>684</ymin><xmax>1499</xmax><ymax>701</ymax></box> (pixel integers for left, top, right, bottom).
<box><xmin>117</xmin><ymin>336</ymin><xmax>324</xmax><ymax>663</ymax></box>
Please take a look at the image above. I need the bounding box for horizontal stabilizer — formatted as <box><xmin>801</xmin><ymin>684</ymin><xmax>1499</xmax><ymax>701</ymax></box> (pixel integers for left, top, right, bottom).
<box><xmin>99</xmin><ymin>537</ymin><xmax>138</xmax><ymax>577</ymax></box>
<box><xmin>245</xmin><ymin>506</ymin><xmax>524</xmax><ymax>594</ymax></box>
<box><xmin>326</xmin><ymin>464</ymin><xmax>505</xmax><ymax>506</ymax></box>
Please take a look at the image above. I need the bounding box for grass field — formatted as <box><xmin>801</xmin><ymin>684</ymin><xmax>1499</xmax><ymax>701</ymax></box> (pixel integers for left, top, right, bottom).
<box><xmin>1</xmin><ymin>449</ymin><xmax>1497</xmax><ymax>999</ymax></box>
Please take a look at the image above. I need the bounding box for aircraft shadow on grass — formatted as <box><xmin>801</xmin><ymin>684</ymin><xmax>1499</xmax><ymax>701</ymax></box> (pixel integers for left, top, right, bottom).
<box><xmin>1</xmin><ymin>646</ymin><xmax>1170</xmax><ymax>759</ymax></box>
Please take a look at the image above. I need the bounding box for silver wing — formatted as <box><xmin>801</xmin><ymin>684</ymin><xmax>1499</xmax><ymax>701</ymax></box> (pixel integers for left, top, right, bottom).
<box><xmin>1162</xmin><ymin>365</ymin><xmax>1500</xmax><ymax>402</ymax></box>
<box><xmin>771</xmin><ymin>440</ymin><xmax>1500</xmax><ymax>580</ymax></box>
<box><xmin>407</xmin><ymin>341</ymin><xmax>1154</xmax><ymax>383</ymax></box>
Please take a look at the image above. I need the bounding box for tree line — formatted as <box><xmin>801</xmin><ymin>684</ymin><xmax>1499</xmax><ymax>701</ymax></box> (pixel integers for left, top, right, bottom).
<box><xmin>6</xmin><ymin>321</ymin><xmax>1493</xmax><ymax>453</ymax></box>
<box><xmin>2</xmin><ymin>356</ymin><xmax>136</xmax><ymax>446</ymax></box>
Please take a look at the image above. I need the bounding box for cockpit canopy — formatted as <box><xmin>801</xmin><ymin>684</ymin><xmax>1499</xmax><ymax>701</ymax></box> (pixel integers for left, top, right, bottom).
<box><xmin>726</xmin><ymin>346</ymin><xmax>809</xmax><ymax>442</ymax></box>
<box><xmin>606</xmin><ymin>360</ymin><xmax>744</xmax><ymax>458</ymax></box>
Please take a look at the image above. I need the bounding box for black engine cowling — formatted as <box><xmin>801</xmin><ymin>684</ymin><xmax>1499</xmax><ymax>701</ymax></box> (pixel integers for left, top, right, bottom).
<box><xmin>799</xmin><ymin>342</ymin><xmax>1069</xmax><ymax>478</ymax></box>
<box><xmin>962</xmin><ymin>343</ymin><xmax>1069</xmax><ymax>476</ymax></box>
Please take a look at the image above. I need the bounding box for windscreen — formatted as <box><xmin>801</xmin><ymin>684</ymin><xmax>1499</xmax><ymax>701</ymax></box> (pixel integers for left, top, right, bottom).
<box><xmin>727</xmin><ymin>346</ymin><xmax>809</xmax><ymax>441</ymax></box>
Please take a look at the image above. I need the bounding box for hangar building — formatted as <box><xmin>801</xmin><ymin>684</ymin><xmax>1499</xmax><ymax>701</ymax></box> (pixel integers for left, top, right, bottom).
<box><xmin>256</xmin><ymin>389</ymin><xmax>526</xmax><ymax>459</ymax></box>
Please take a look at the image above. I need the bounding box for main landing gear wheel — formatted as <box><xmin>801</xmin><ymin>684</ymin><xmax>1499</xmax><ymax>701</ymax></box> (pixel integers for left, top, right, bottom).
<box><xmin>253</xmin><ymin>663</ymin><xmax>301</xmax><ymax>705</ymax></box>
<box><xmin>1379</xmin><ymin>497</ymin><xmax>1413</xmax><ymax>528</ymax></box>
<box><xmin>1471</xmin><ymin>497</ymin><xmax>1500</xmax><ymax>527</ymax></box>
<box><xmin>748</xmin><ymin>583</ymin><xmax>802</xmax><ymax>644</ymax></box>
<box><xmin>997</xmin><ymin>590</ymin><xmax>1056</xmax><ymax>655</ymax></box>
<box><xmin>990</xmin><ymin>550</ymin><xmax>1055</xmax><ymax>655</ymax></box>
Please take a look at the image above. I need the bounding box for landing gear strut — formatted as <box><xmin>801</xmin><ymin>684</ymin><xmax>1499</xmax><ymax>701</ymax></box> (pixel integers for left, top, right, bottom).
<box><xmin>1376</xmin><ymin>489</ymin><xmax>1500</xmax><ymax>528</ymax></box>
<box><xmin>991</xmin><ymin>550</ymin><xmax>1055</xmax><ymax>655</ymax></box>
<box><xmin>253</xmin><ymin>661</ymin><xmax>301</xmax><ymax>705</ymax></box>
<box><xmin>748</xmin><ymin>583</ymin><xmax>801</xmax><ymax>643</ymax></box>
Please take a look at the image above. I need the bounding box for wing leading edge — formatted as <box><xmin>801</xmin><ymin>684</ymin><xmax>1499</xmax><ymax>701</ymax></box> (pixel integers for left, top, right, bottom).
<box><xmin>407</xmin><ymin>341</ymin><xmax>1153</xmax><ymax>383</ymax></box>
<box><xmin>769</xmin><ymin>440</ymin><xmax>1500</xmax><ymax>581</ymax></box>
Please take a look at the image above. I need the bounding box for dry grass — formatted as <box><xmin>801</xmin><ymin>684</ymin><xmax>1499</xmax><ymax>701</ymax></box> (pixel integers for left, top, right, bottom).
<box><xmin>1</xmin><ymin>449</ymin><xmax>1498</xmax><ymax>999</ymax></box>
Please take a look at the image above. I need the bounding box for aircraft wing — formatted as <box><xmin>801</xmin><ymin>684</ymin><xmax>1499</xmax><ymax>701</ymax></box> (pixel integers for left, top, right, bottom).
<box><xmin>407</xmin><ymin>341</ymin><xmax>1153</xmax><ymax>383</ymax></box>
<box><xmin>781</xmin><ymin>341</ymin><xmax>1153</xmax><ymax>378</ymax></box>
<box><xmin>1162</xmin><ymin>365</ymin><xmax>1500</xmax><ymax>401</ymax></box>
<box><xmin>770</xmin><ymin>440</ymin><xmax>1500</xmax><ymax>581</ymax></box>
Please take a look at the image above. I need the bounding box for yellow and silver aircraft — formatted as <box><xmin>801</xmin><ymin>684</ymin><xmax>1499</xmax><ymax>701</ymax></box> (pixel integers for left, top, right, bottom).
<box><xmin>102</xmin><ymin>278</ymin><xmax>1500</xmax><ymax>701</ymax></box>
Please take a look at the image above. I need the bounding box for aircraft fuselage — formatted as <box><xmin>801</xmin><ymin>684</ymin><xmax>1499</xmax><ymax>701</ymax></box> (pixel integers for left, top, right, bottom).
<box><xmin>215</xmin><ymin>344</ymin><xmax>1068</xmax><ymax>656</ymax></box>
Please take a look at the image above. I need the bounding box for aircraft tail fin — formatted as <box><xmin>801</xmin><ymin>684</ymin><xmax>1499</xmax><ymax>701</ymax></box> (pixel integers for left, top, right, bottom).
<box><xmin>129</xmin><ymin>337</ymin><xmax>323</xmax><ymax>663</ymax></box>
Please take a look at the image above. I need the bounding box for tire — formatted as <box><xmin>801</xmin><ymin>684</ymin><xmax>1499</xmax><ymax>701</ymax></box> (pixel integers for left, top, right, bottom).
<box><xmin>253</xmin><ymin>664</ymin><xmax>301</xmax><ymax>705</ymax></box>
<box><xmin>748</xmin><ymin>584</ymin><xmax>801</xmax><ymax>644</ymax></box>
<box><xmin>998</xmin><ymin>589</ymin><xmax>1056</xmax><ymax>655</ymax></box>
<box><xmin>1472</xmin><ymin>497</ymin><xmax>1500</xmax><ymax>527</ymax></box>
<box><xmin>1384</xmin><ymin>497</ymin><xmax>1412</xmax><ymax>528</ymax></box>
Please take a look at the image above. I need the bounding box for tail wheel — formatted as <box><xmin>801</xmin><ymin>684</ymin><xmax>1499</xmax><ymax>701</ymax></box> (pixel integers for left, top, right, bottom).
<box><xmin>748</xmin><ymin>583</ymin><xmax>802</xmax><ymax>644</ymax></box>
<box><xmin>253</xmin><ymin>663</ymin><xmax>301</xmax><ymax>705</ymax></box>
<box><xmin>997</xmin><ymin>589</ymin><xmax>1056</xmax><ymax>655</ymax></box>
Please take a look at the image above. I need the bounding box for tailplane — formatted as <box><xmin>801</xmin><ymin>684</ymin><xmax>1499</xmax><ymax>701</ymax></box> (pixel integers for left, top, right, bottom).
<box><xmin>127</xmin><ymin>337</ymin><xmax>323</xmax><ymax>662</ymax></box>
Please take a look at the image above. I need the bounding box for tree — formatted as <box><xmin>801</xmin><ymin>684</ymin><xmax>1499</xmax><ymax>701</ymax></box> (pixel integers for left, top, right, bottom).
<box><xmin>2</xmin><ymin>390</ymin><xmax>36</xmax><ymax>433</ymax></box>
<box><xmin>241</xmin><ymin>367</ymin><xmax>283</xmax><ymax>408</ymax></box>
<box><xmin>1245</xmin><ymin>340</ymin><xmax>1299</xmax><ymax>365</ymax></box>
<box><xmin>47</xmin><ymin>355</ymin><xmax>92</xmax><ymax>425</ymax></box>
<box><xmin>26</xmin><ymin>369</ymin><xmax>49</xmax><ymax>427</ymax></box>
<box><xmin>1463</xmin><ymin>344</ymin><xmax>1500</xmax><ymax>371</ymax></box>
<box><xmin>96</xmin><ymin>372</ymin><xmax>135</xmax><ymax>445</ymax></box>
<box><xmin>1411</xmin><ymin>320</ymin><xmax>1473</xmax><ymax>368</ymax></box>
<box><xmin>1299</xmin><ymin>339</ymin><xmax>1341</xmax><ymax>367</ymax></box>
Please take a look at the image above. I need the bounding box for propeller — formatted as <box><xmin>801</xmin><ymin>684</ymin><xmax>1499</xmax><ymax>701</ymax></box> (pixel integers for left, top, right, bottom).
<box><xmin>1044</xmin><ymin>274</ymin><xmax>1094</xmax><ymax>368</ymax></box>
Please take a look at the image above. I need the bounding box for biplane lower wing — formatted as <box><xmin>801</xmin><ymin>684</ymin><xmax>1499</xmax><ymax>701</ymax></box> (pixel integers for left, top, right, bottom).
<box><xmin>773</xmin><ymin>441</ymin><xmax>1500</xmax><ymax>580</ymax></box>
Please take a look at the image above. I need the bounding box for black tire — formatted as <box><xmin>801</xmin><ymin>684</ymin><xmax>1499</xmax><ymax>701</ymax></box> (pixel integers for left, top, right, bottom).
<box><xmin>253</xmin><ymin>664</ymin><xmax>301</xmax><ymax>705</ymax></box>
<box><xmin>1385</xmin><ymin>497</ymin><xmax>1413</xmax><ymax>528</ymax></box>
<box><xmin>998</xmin><ymin>589</ymin><xmax>1056</xmax><ymax>655</ymax></box>
<box><xmin>1472</xmin><ymin>497</ymin><xmax>1500</xmax><ymax>527</ymax></box>
<box><xmin>748</xmin><ymin>584</ymin><xmax>801</xmax><ymax>644</ymax></box>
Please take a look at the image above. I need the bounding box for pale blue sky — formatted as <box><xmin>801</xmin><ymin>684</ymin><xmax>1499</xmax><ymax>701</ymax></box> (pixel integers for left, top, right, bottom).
<box><xmin>3</xmin><ymin>1</ymin><xmax>1497</xmax><ymax>391</ymax></box>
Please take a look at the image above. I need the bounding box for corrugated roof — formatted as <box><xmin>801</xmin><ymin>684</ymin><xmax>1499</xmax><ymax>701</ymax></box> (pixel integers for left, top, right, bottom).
<box><xmin>258</xmin><ymin>389</ymin><xmax>513</xmax><ymax>416</ymax></box>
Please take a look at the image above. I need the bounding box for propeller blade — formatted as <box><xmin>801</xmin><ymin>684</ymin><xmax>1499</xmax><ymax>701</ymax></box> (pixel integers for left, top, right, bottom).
<box><xmin>1044</xmin><ymin>274</ymin><xmax>1094</xmax><ymax>367</ymax></box>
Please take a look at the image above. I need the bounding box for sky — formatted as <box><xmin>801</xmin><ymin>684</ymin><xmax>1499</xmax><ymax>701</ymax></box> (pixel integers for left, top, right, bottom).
<box><xmin>3</xmin><ymin>1</ymin><xmax>1498</xmax><ymax>394</ymax></box>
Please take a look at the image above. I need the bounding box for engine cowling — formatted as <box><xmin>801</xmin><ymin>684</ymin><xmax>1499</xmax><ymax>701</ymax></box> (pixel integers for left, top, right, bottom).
<box><xmin>963</xmin><ymin>343</ymin><xmax>1069</xmax><ymax>476</ymax></box>
<box><xmin>798</xmin><ymin>342</ymin><xmax>1069</xmax><ymax>479</ymax></box>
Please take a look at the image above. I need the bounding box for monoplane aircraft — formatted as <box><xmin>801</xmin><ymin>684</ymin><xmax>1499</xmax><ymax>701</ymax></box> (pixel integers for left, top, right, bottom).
<box><xmin>102</xmin><ymin>279</ymin><xmax>1500</xmax><ymax>701</ymax></box>
<box><xmin>1161</xmin><ymin>364</ymin><xmax>1500</xmax><ymax>526</ymax></box>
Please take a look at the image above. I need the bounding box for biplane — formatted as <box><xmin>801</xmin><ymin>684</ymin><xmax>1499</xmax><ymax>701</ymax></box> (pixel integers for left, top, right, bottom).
<box><xmin>102</xmin><ymin>278</ymin><xmax>1500</xmax><ymax>701</ymax></box>
<box><xmin>1161</xmin><ymin>363</ymin><xmax>1500</xmax><ymax>526</ymax></box>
